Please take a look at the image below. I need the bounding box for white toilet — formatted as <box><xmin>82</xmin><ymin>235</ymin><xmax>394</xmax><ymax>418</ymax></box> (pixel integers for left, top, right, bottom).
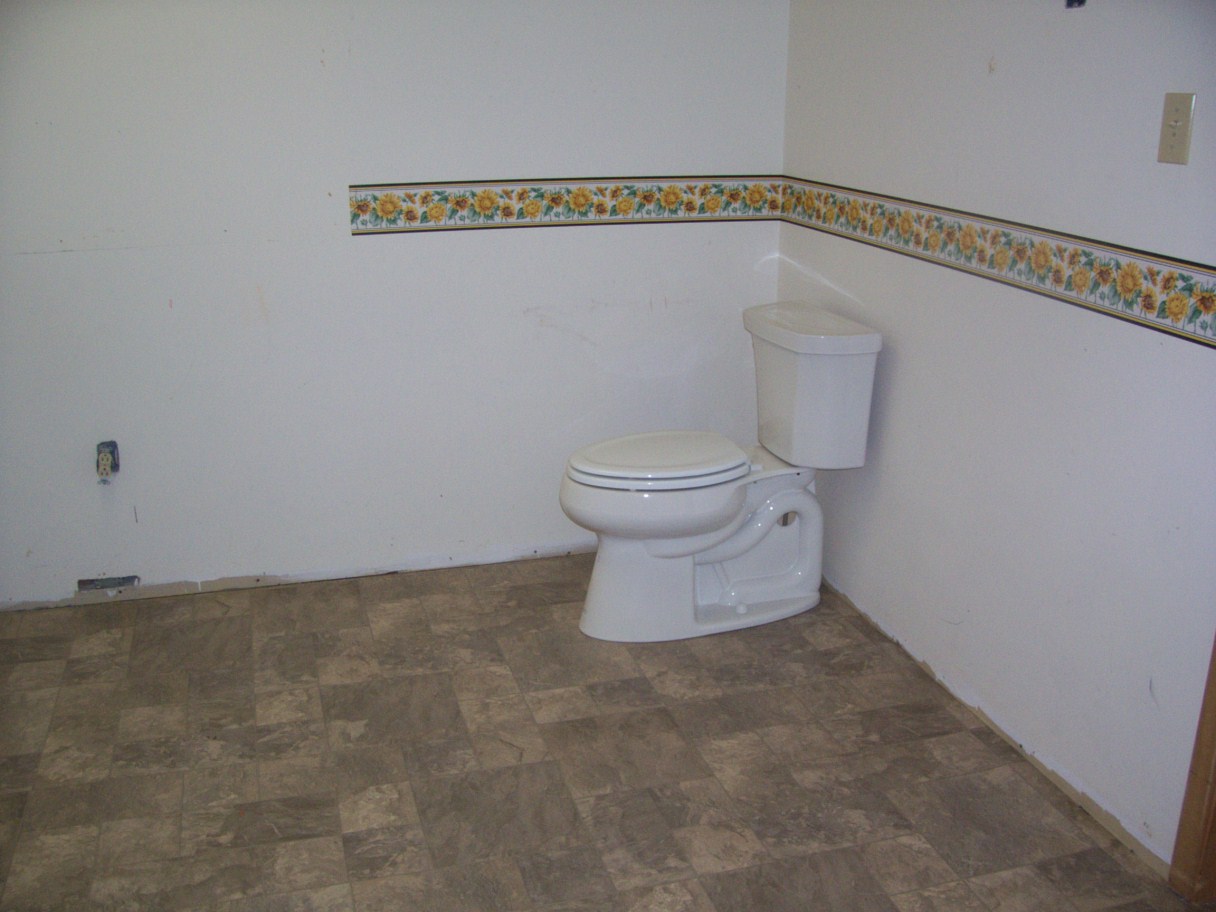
<box><xmin>559</xmin><ymin>301</ymin><xmax>882</xmax><ymax>642</ymax></box>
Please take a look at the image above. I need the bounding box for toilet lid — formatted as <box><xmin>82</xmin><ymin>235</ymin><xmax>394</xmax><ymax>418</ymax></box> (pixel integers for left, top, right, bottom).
<box><xmin>567</xmin><ymin>431</ymin><xmax>751</xmax><ymax>491</ymax></box>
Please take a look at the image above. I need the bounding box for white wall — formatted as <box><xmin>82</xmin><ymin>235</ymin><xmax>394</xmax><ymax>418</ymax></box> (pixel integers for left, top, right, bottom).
<box><xmin>781</xmin><ymin>0</ymin><xmax>1216</xmax><ymax>863</ymax></box>
<box><xmin>0</xmin><ymin>0</ymin><xmax>789</xmax><ymax>604</ymax></box>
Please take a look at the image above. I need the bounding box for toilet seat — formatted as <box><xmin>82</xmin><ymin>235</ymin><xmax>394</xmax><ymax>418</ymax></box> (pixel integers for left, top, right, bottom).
<box><xmin>567</xmin><ymin>431</ymin><xmax>751</xmax><ymax>491</ymax></box>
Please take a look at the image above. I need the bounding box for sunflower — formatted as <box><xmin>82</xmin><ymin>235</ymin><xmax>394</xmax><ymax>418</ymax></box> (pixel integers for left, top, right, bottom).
<box><xmin>959</xmin><ymin>223</ymin><xmax>978</xmax><ymax>255</ymax></box>
<box><xmin>568</xmin><ymin>186</ymin><xmax>594</xmax><ymax>213</ymax></box>
<box><xmin>375</xmin><ymin>192</ymin><xmax>403</xmax><ymax>220</ymax></box>
<box><xmin>660</xmin><ymin>185</ymin><xmax>684</xmax><ymax>210</ymax></box>
<box><xmin>1165</xmin><ymin>293</ymin><xmax>1189</xmax><ymax>324</ymax></box>
<box><xmin>897</xmin><ymin>211</ymin><xmax>914</xmax><ymax>239</ymax></box>
<box><xmin>1139</xmin><ymin>287</ymin><xmax>1158</xmax><ymax>314</ymax></box>
<box><xmin>1030</xmin><ymin>241</ymin><xmax>1053</xmax><ymax>276</ymax></box>
<box><xmin>1116</xmin><ymin>261</ymin><xmax>1144</xmax><ymax>300</ymax></box>
<box><xmin>473</xmin><ymin>189</ymin><xmax>499</xmax><ymax>217</ymax></box>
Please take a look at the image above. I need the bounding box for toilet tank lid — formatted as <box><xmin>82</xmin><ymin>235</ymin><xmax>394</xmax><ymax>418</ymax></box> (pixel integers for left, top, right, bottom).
<box><xmin>744</xmin><ymin>301</ymin><xmax>882</xmax><ymax>354</ymax></box>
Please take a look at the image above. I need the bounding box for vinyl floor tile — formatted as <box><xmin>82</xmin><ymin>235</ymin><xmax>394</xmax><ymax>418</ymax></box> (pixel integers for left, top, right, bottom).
<box><xmin>577</xmin><ymin>789</ymin><xmax>696</xmax><ymax>889</ymax></box>
<box><xmin>542</xmin><ymin>708</ymin><xmax>711</xmax><ymax>796</ymax></box>
<box><xmin>413</xmin><ymin>760</ymin><xmax>586</xmax><ymax>867</ymax></box>
<box><xmin>886</xmin><ymin>765</ymin><xmax>1090</xmax><ymax>878</ymax></box>
<box><xmin>0</xmin><ymin>555</ymin><xmax>1204</xmax><ymax>911</ymax></box>
<box><xmin>700</xmin><ymin>849</ymin><xmax>898</xmax><ymax>911</ymax></box>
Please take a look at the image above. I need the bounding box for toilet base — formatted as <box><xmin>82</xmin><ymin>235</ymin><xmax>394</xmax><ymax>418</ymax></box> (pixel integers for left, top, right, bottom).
<box><xmin>578</xmin><ymin>523</ymin><xmax>821</xmax><ymax>643</ymax></box>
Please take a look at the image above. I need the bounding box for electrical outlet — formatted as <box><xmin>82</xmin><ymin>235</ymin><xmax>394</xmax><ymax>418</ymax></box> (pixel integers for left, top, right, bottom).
<box><xmin>97</xmin><ymin>440</ymin><xmax>119</xmax><ymax>484</ymax></box>
<box><xmin>1158</xmin><ymin>93</ymin><xmax>1195</xmax><ymax>165</ymax></box>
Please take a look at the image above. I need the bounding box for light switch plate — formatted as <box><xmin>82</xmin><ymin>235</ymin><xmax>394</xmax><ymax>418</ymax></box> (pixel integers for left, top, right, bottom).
<box><xmin>1158</xmin><ymin>92</ymin><xmax>1195</xmax><ymax>165</ymax></box>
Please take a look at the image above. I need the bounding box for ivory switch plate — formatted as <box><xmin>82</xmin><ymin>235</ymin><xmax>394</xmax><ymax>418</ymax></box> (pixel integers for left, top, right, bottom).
<box><xmin>1158</xmin><ymin>93</ymin><xmax>1195</xmax><ymax>165</ymax></box>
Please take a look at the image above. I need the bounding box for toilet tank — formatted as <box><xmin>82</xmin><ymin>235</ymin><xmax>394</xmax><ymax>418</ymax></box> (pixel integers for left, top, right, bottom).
<box><xmin>743</xmin><ymin>302</ymin><xmax>882</xmax><ymax>469</ymax></box>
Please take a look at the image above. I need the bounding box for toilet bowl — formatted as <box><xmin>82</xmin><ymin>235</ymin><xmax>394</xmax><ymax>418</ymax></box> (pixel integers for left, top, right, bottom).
<box><xmin>560</xmin><ymin>302</ymin><xmax>881</xmax><ymax>643</ymax></box>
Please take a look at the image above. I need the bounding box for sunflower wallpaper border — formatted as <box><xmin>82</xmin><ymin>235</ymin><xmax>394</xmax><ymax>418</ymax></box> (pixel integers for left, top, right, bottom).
<box><xmin>349</xmin><ymin>176</ymin><xmax>1216</xmax><ymax>349</ymax></box>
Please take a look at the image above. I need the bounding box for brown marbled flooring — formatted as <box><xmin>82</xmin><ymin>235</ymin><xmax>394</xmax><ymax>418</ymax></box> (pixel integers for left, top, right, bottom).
<box><xmin>0</xmin><ymin>553</ymin><xmax>1202</xmax><ymax>910</ymax></box>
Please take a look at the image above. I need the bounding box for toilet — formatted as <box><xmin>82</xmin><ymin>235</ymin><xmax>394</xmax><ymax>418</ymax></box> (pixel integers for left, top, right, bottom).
<box><xmin>559</xmin><ymin>301</ymin><xmax>882</xmax><ymax>642</ymax></box>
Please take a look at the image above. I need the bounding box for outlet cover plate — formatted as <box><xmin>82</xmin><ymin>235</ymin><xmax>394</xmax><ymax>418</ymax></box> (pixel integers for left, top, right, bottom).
<box><xmin>1158</xmin><ymin>92</ymin><xmax>1195</xmax><ymax>165</ymax></box>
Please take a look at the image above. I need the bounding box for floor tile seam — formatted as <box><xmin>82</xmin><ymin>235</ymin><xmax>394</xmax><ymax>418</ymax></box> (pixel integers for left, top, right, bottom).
<box><xmin>326</xmin><ymin>799</ymin><xmax>357</xmax><ymax>900</ymax></box>
<box><xmin>159</xmin><ymin>766</ymin><xmax>190</xmax><ymax>874</ymax></box>
<box><xmin>530</xmin><ymin>700</ymin><xmax>680</xmax><ymax>729</ymax></box>
<box><xmin>182</xmin><ymin>797</ymin><xmax>345</xmax><ymax>856</ymax></box>
<box><xmin>494</xmin><ymin>662</ymin><xmax>529</xmax><ymax>707</ymax></box>
<box><xmin>852</xmin><ymin>755</ymin><xmax>1038</xmax><ymax>802</ymax></box>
